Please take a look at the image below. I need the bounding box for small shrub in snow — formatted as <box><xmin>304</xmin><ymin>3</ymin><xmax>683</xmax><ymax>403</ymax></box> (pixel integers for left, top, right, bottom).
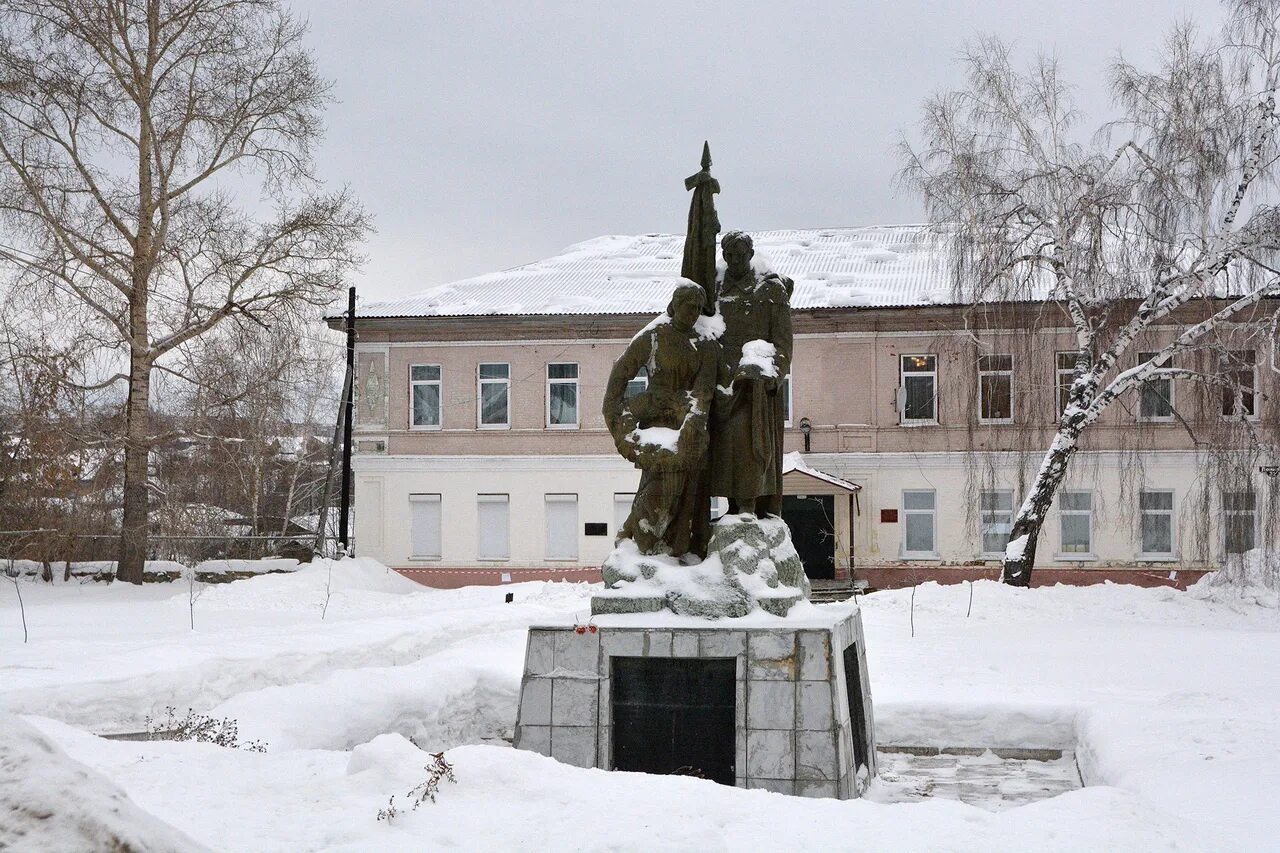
<box><xmin>143</xmin><ymin>706</ymin><xmax>267</xmax><ymax>752</ymax></box>
<box><xmin>377</xmin><ymin>752</ymin><xmax>457</xmax><ymax>822</ymax></box>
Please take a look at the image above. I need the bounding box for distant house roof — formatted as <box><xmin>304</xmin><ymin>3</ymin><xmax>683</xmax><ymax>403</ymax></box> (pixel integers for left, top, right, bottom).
<box><xmin>357</xmin><ymin>225</ymin><xmax>966</xmax><ymax>319</ymax></box>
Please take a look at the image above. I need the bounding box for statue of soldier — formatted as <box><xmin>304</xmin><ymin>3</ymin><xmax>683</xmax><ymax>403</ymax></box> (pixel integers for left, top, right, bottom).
<box><xmin>710</xmin><ymin>230</ymin><xmax>794</xmax><ymax>517</ymax></box>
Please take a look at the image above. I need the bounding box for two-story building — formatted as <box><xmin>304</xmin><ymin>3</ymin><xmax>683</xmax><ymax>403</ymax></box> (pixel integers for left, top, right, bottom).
<box><xmin>334</xmin><ymin>225</ymin><xmax>1276</xmax><ymax>589</ymax></box>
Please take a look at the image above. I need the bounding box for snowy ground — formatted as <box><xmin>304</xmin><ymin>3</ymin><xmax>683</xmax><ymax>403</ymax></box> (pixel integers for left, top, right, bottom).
<box><xmin>2</xmin><ymin>559</ymin><xmax>1278</xmax><ymax>851</ymax></box>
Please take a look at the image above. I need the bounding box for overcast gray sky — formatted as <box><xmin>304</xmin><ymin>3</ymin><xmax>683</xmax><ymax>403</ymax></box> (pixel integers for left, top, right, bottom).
<box><xmin>297</xmin><ymin>0</ymin><xmax>1224</xmax><ymax>305</ymax></box>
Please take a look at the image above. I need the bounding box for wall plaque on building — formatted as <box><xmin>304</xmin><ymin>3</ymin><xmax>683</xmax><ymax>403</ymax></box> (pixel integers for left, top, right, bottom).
<box><xmin>880</xmin><ymin>508</ymin><xmax>898</xmax><ymax>523</ymax></box>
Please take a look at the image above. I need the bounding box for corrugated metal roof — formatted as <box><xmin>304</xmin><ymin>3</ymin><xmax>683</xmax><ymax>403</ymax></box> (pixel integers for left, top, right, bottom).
<box><xmin>359</xmin><ymin>224</ymin><xmax>963</xmax><ymax>318</ymax></box>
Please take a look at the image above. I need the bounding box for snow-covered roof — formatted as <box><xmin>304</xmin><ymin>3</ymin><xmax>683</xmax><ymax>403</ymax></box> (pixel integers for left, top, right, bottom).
<box><xmin>782</xmin><ymin>452</ymin><xmax>860</xmax><ymax>492</ymax></box>
<box><xmin>359</xmin><ymin>225</ymin><xmax>959</xmax><ymax>318</ymax></box>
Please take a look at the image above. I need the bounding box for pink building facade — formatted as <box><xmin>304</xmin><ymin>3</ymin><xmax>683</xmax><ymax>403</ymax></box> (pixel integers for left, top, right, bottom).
<box><xmin>336</xmin><ymin>228</ymin><xmax>1275</xmax><ymax>590</ymax></box>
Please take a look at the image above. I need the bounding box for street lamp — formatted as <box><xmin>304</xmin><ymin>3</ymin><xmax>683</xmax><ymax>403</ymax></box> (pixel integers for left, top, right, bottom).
<box><xmin>799</xmin><ymin>417</ymin><xmax>812</xmax><ymax>452</ymax></box>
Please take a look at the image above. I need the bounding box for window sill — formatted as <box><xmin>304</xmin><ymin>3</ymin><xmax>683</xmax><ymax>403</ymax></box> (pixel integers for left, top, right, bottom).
<box><xmin>544</xmin><ymin>557</ymin><xmax>580</xmax><ymax>563</ymax></box>
<box><xmin>1134</xmin><ymin>553</ymin><xmax>1178</xmax><ymax>562</ymax></box>
<box><xmin>899</xmin><ymin>420</ymin><xmax>939</xmax><ymax>428</ymax></box>
<box><xmin>546</xmin><ymin>424</ymin><xmax>580</xmax><ymax>430</ymax></box>
<box><xmin>477</xmin><ymin>424</ymin><xmax>511</xmax><ymax>431</ymax></box>
<box><xmin>1136</xmin><ymin>417</ymin><xmax>1174</xmax><ymax>424</ymax></box>
<box><xmin>978</xmin><ymin>419</ymin><xmax>1014</xmax><ymax>426</ymax></box>
<box><xmin>476</xmin><ymin>557</ymin><xmax>511</xmax><ymax>562</ymax></box>
<box><xmin>408</xmin><ymin>555</ymin><xmax>441</xmax><ymax>562</ymax></box>
<box><xmin>1053</xmin><ymin>553</ymin><xmax>1098</xmax><ymax>562</ymax></box>
<box><xmin>409</xmin><ymin>425</ymin><xmax>442</xmax><ymax>432</ymax></box>
<box><xmin>901</xmin><ymin>552</ymin><xmax>942</xmax><ymax>561</ymax></box>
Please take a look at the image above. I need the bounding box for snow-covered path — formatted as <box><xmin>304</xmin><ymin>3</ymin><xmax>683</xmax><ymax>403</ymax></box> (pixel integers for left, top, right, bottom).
<box><xmin>2</xmin><ymin>561</ymin><xmax>1277</xmax><ymax>851</ymax></box>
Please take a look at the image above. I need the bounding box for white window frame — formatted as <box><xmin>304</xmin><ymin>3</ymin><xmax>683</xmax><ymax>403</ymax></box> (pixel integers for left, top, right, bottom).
<box><xmin>1136</xmin><ymin>489</ymin><xmax>1177</xmax><ymax>560</ymax></box>
<box><xmin>978</xmin><ymin>489</ymin><xmax>1015</xmax><ymax>558</ymax></box>
<box><xmin>1055</xmin><ymin>490</ymin><xmax>1095</xmax><ymax>560</ymax></box>
<box><xmin>899</xmin><ymin>354</ymin><xmax>939</xmax><ymax>426</ymax></box>
<box><xmin>902</xmin><ymin>489</ymin><xmax>938</xmax><ymax>559</ymax></box>
<box><xmin>476</xmin><ymin>493</ymin><xmax>510</xmax><ymax>560</ymax></box>
<box><xmin>1137</xmin><ymin>351</ymin><xmax>1174</xmax><ymax>423</ymax></box>
<box><xmin>544</xmin><ymin>493</ymin><xmax>579</xmax><ymax>560</ymax></box>
<box><xmin>1223</xmin><ymin>490</ymin><xmax>1258</xmax><ymax>557</ymax></box>
<box><xmin>781</xmin><ymin>373</ymin><xmax>793</xmax><ymax>427</ymax></box>
<box><xmin>546</xmin><ymin>362</ymin><xmax>580</xmax><ymax>430</ymax></box>
<box><xmin>408</xmin><ymin>493</ymin><xmax>442</xmax><ymax>560</ymax></box>
<box><xmin>477</xmin><ymin>363</ymin><xmax>510</xmax><ymax>430</ymax></box>
<box><xmin>977</xmin><ymin>354</ymin><xmax>1014</xmax><ymax>424</ymax></box>
<box><xmin>624</xmin><ymin>366</ymin><xmax>648</xmax><ymax>399</ymax></box>
<box><xmin>409</xmin><ymin>364</ymin><xmax>442</xmax><ymax>431</ymax></box>
<box><xmin>1220</xmin><ymin>350</ymin><xmax>1259</xmax><ymax>421</ymax></box>
<box><xmin>1056</xmin><ymin>352</ymin><xmax>1077</xmax><ymax>417</ymax></box>
<box><xmin>614</xmin><ymin>492</ymin><xmax>636</xmax><ymax>537</ymax></box>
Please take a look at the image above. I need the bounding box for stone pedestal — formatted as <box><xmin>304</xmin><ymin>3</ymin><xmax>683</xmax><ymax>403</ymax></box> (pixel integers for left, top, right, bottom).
<box><xmin>512</xmin><ymin>603</ymin><xmax>876</xmax><ymax>798</ymax></box>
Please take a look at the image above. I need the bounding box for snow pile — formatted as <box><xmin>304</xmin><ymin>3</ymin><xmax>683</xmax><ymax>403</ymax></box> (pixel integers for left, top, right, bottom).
<box><xmin>0</xmin><ymin>714</ymin><xmax>207</xmax><ymax>853</ymax></box>
<box><xmin>1189</xmin><ymin>548</ymin><xmax>1280</xmax><ymax>607</ymax></box>
<box><xmin>738</xmin><ymin>338</ymin><xmax>779</xmax><ymax>378</ymax></box>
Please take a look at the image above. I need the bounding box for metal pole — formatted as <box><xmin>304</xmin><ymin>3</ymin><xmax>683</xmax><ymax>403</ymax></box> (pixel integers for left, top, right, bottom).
<box><xmin>338</xmin><ymin>285</ymin><xmax>356</xmax><ymax>554</ymax></box>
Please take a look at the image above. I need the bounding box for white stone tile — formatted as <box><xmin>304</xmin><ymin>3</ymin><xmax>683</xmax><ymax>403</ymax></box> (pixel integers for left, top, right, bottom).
<box><xmin>597</xmin><ymin>678</ymin><xmax>611</xmax><ymax>727</ymax></box>
<box><xmin>797</xmin><ymin>630</ymin><xmax>831</xmax><ymax>681</ymax></box>
<box><xmin>797</xmin><ymin>680</ymin><xmax>834</xmax><ymax>731</ymax></box>
<box><xmin>747</xmin><ymin>680</ymin><xmax>795</xmax><ymax>730</ymax></box>
<box><xmin>554</xmin><ymin>629</ymin><xmax>601</xmax><ymax>674</ymax></box>
<box><xmin>516</xmin><ymin>724</ymin><xmax>550</xmax><ymax>756</ymax></box>
<box><xmin>797</xmin><ymin>779</ymin><xmax>839</xmax><ymax>799</ymax></box>
<box><xmin>747</xmin><ymin>777</ymin><xmax>794</xmax><ymax>795</ymax></box>
<box><xmin>600</xmin><ymin>629</ymin><xmax>645</xmax><ymax>659</ymax></box>
<box><xmin>735</xmin><ymin>680</ymin><xmax>747</xmax><ymax>729</ymax></box>
<box><xmin>645</xmin><ymin>630</ymin><xmax>672</xmax><ymax>657</ymax></box>
<box><xmin>699</xmin><ymin>630</ymin><xmax>747</xmax><ymax>658</ymax></box>
<box><xmin>747</xmin><ymin>630</ymin><xmax>796</xmax><ymax>680</ymax></box>
<box><xmin>671</xmin><ymin>631</ymin><xmax>699</xmax><ymax>657</ymax></box>
<box><xmin>746</xmin><ymin>729</ymin><xmax>794</xmax><ymax>779</ymax></box>
<box><xmin>796</xmin><ymin>730</ymin><xmax>838</xmax><ymax>781</ymax></box>
<box><xmin>596</xmin><ymin>725</ymin><xmax>611</xmax><ymax>769</ymax></box>
<box><xmin>550</xmin><ymin>726</ymin><xmax>596</xmax><ymax>768</ymax></box>
<box><xmin>552</xmin><ymin>677</ymin><xmax>598</xmax><ymax>726</ymax></box>
<box><xmin>525</xmin><ymin>630</ymin><xmax>556</xmax><ymax>676</ymax></box>
<box><xmin>518</xmin><ymin>676</ymin><xmax>552</xmax><ymax>726</ymax></box>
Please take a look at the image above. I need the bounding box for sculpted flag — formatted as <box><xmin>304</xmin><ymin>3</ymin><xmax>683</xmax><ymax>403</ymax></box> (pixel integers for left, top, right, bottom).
<box><xmin>682</xmin><ymin>141</ymin><xmax>721</xmax><ymax>314</ymax></box>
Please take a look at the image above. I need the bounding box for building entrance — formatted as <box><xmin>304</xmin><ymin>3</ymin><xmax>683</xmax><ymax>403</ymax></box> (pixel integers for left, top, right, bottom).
<box><xmin>782</xmin><ymin>495</ymin><xmax>836</xmax><ymax>580</ymax></box>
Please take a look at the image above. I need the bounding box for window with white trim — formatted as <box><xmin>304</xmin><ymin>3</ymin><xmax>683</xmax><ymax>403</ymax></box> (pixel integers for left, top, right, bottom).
<box><xmin>409</xmin><ymin>494</ymin><xmax>441</xmax><ymax>558</ymax></box>
<box><xmin>614</xmin><ymin>493</ymin><xmax>635</xmax><ymax>535</ymax></box>
<box><xmin>781</xmin><ymin>374</ymin><xmax>792</xmax><ymax>427</ymax></box>
<box><xmin>545</xmin><ymin>494</ymin><xmax>578</xmax><ymax>559</ymax></box>
<box><xmin>903</xmin><ymin>490</ymin><xmax>936</xmax><ymax>556</ymax></box>
<box><xmin>900</xmin><ymin>355</ymin><xmax>938</xmax><ymax>424</ymax></box>
<box><xmin>1223</xmin><ymin>490</ymin><xmax>1257</xmax><ymax>555</ymax></box>
<box><xmin>979</xmin><ymin>490</ymin><xmax>1014</xmax><ymax>555</ymax></box>
<box><xmin>1056</xmin><ymin>352</ymin><xmax>1077</xmax><ymax>416</ymax></box>
<box><xmin>1138</xmin><ymin>351</ymin><xmax>1173</xmax><ymax>421</ymax></box>
<box><xmin>409</xmin><ymin>365</ymin><xmax>441</xmax><ymax>429</ymax></box>
<box><xmin>478</xmin><ymin>363</ymin><xmax>510</xmax><ymax>428</ymax></box>
<box><xmin>1221</xmin><ymin>350</ymin><xmax>1257</xmax><ymax>419</ymax></box>
<box><xmin>547</xmin><ymin>363</ymin><xmax>579</xmax><ymax>428</ymax></box>
<box><xmin>1058</xmin><ymin>491</ymin><xmax>1092</xmax><ymax>555</ymax></box>
<box><xmin>1139</xmin><ymin>490</ymin><xmax>1175</xmax><ymax>557</ymax></box>
<box><xmin>978</xmin><ymin>354</ymin><xmax>1013</xmax><ymax>422</ymax></box>
<box><xmin>477</xmin><ymin>494</ymin><xmax>510</xmax><ymax>559</ymax></box>
<box><xmin>624</xmin><ymin>366</ymin><xmax>648</xmax><ymax>399</ymax></box>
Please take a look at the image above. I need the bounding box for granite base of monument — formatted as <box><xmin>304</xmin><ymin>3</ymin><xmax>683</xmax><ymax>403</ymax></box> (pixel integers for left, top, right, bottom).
<box><xmin>512</xmin><ymin>603</ymin><xmax>877</xmax><ymax>798</ymax></box>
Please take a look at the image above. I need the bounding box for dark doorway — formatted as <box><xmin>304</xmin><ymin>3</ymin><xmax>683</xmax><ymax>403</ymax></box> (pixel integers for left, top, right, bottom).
<box><xmin>782</xmin><ymin>495</ymin><xmax>836</xmax><ymax>580</ymax></box>
<box><xmin>843</xmin><ymin>643</ymin><xmax>870</xmax><ymax>771</ymax></box>
<box><xmin>611</xmin><ymin>656</ymin><xmax>736</xmax><ymax>785</ymax></box>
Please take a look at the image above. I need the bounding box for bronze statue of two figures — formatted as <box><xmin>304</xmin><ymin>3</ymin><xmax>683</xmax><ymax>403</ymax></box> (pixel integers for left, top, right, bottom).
<box><xmin>597</xmin><ymin>147</ymin><xmax>805</xmax><ymax>617</ymax></box>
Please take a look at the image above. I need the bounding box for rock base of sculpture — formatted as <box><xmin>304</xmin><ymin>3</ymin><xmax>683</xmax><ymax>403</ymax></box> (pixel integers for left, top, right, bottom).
<box><xmin>593</xmin><ymin>514</ymin><xmax>809</xmax><ymax>618</ymax></box>
<box><xmin>512</xmin><ymin>603</ymin><xmax>877</xmax><ymax>798</ymax></box>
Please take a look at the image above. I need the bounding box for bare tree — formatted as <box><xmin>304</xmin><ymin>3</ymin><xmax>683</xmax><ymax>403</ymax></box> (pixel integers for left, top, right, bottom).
<box><xmin>901</xmin><ymin>2</ymin><xmax>1280</xmax><ymax>585</ymax></box>
<box><xmin>0</xmin><ymin>0</ymin><xmax>369</xmax><ymax>583</ymax></box>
